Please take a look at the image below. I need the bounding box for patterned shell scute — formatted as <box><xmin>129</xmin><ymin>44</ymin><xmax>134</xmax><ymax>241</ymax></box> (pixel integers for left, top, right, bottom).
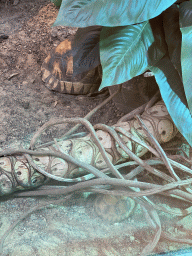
<box><xmin>142</xmin><ymin>101</ymin><xmax>178</xmax><ymax>143</ymax></box>
<box><xmin>50</xmin><ymin>158</ymin><xmax>68</xmax><ymax>177</ymax></box>
<box><xmin>0</xmin><ymin>171</ymin><xmax>13</xmax><ymax>195</ymax></box>
<box><xmin>14</xmin><ymin>159</ymin><xmax>31</xmax><ymax>187</ymax></box>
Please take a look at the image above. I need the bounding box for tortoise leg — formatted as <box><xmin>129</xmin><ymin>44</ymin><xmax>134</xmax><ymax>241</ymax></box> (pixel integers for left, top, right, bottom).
<box><xmin>0</xmin><ymin>100</ymin><xmax>178</xmax><ymax>197</ymax></box>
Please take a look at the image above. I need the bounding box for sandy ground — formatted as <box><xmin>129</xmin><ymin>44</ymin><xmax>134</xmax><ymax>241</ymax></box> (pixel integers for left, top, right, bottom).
<box><xmin>1</xmin><ymin>1</ymin><xmax>192</xmax><ymax>255</ymax></box>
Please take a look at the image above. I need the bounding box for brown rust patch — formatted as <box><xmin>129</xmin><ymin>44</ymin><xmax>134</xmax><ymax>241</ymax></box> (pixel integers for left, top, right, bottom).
<box><xmin>55</xmin><ymin>39</ymin><xmax>72</xmax><ymax>54</ymax></box>
<box><xmin>65</xmin><ymin>81</ymin><xmax>72</xmax><ymax>93</ymax></box>
<box><xmin>73</xmin><ymin>82</ymin><xmax>84</xmax><ymax>94</ymax></box>
<box><xmin>60</xmin><ymin>81</ymin><xmax>65</xmax><ymax>92</ymax></box>
<box><xmin>47</xmin><ymin>76</ymin><xmax>54</xmax><ymax>85</ymax></box>
<box><xmin>52</xmin><ymin>80</ymin><xmax>59</xmax><ymax>89</ymax></box>
<box><xmin>52</xmin><ymin>61</ymin><xmax>62</xmax><ymax>80</ymax></box>
<box><xmin>66</xmin><ymin>55</ymin><xmax>73</xmax><ymax>76</ymax></box>
<box><xmin>44</xmin><ymin>54</ymin><xmax>51</xmax><ymax>64</ymax></box>
<box><xmin>41</xmin><ymin>68</ymin><xmax>51</xmax><ymax>81</ymax></box>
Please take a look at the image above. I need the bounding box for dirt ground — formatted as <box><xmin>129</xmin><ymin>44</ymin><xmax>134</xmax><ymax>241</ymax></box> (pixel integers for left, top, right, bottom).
<box><xmin>1</xmin><ymin>1</ymin><xmax>192</xmax><ymax>256</ymax></box>
<box><xmin>0</xmin><ymin>0</ymin><xmax>123</xmax><ymax>149</ymax></box>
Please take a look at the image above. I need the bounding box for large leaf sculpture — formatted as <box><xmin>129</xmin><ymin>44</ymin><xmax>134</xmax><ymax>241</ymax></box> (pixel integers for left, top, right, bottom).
<box><xmin>99</xmin><ymin>16</ymin><xmax>167</xmax><ymax>89</ymax></box>
<box><xmin>99</xmin><ymin>22</ymin><xmax>154</xmax><ymax>89</ymax></box>
<box><xmin>179</xmin><ymin>1</ymin><xmax>192</xmax><ymax>115</ymax></box>
<box><xmin>54</xmin><ymin>0</ymin><xmax>177</xmax><ymax>27</ymax></box>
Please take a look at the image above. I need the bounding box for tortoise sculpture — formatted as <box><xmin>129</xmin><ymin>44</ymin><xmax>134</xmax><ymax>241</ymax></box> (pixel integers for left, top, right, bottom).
<box><xmin>0</xmin><ymin>100</ymin><xmax>178</xmax><ymax>196</ymax></box>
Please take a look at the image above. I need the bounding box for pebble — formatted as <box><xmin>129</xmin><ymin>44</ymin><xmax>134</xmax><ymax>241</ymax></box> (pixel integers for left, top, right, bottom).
<box><xmin>22</xmin><ymin>81</ymin><xmax>28</xmax><ymax>86</ymax></box>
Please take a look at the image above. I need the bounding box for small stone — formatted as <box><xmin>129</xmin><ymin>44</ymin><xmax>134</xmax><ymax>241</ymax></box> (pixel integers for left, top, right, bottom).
<box><xmin>130</xmin><ymin>235</ymin><xmax>135</xmax><ymax>241</ymax></box>
<box><xmin>22</xmin><ymin>81</ymin><xmax>28</xmax><ymax>86</ymax></box>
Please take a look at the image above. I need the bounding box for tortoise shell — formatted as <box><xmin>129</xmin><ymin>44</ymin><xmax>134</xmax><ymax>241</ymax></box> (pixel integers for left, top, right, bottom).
<box><xmin>41</xmin><ymin>38</ymin><xmax>101</xmax><ymax>95</ymax></box>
